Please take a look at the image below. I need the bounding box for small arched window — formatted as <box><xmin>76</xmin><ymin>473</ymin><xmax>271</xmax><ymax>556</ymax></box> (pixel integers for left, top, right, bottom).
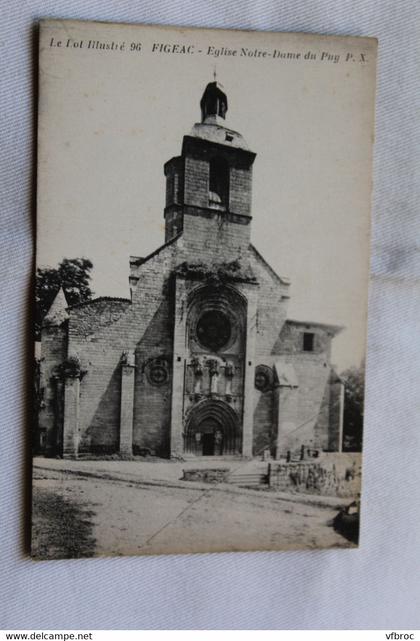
<box><xmin>209</xmin><ymin>157</ymin><xmax>229</xmax><ymax>209</ymax></box>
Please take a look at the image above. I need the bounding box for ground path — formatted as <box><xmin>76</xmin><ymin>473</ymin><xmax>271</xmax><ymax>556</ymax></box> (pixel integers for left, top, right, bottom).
<box><xmin>32</xmin><ymin>458</ymin><xmax>355</xmax><ymax>558</ymax></box>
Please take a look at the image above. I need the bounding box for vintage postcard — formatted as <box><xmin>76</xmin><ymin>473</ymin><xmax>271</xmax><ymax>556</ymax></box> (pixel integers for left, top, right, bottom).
<box><xmin>33</xmin><ymin>19</ymin><xmax>377</xmax><ymax>558</ymax></box>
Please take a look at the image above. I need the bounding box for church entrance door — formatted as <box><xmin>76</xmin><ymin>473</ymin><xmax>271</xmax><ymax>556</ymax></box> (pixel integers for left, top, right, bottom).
<box><xmin>198</xmin><ymin>418</ymin><xmax>224</xmax><ymax>456</ymax></box>
<box><xmin>202</xmin><ymin>432</ymin><xmax>214</xmax><ymax>455</ymax></box>
<box><xmin>184</xmin><ymin>400</ymin><xmax>238</xmax><ymax>455</ymax></box>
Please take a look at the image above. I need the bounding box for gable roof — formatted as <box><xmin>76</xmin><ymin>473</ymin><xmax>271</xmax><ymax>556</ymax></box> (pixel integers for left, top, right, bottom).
<box><xmin>68</xmin><ymin>296</ymin><xmax>131</xmax><ymax>310</ymax></box>
<box><xmin>286</xmin><ymin>318</ymin><xmax>344</xmax><ymax>336</ymax></box>
<box><xmin>130</xmin><ymin>232</ymin><xmax>181</xmax><ymax>268</ymax></box>
<box><xmin>248</xmin><ymin>244</ymin><xmax>290</xmax><ymax>287</ymax></box>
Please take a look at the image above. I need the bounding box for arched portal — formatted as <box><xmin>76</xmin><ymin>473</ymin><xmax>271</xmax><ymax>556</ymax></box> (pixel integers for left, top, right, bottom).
<box><xmin>184</xmin><ymin>399</ymin><xmax>241</xmax><ymax>456</ymax></box>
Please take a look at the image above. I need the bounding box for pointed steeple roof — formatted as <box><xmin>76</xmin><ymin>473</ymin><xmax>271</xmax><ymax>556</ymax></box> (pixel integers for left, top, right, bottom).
<box><xmin>43</xmin><ymin>287</ymin><xmax>69</xmax><ymax>327</ymax></box>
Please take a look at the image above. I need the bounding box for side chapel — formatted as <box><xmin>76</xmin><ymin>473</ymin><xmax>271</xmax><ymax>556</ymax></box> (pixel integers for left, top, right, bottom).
<box><xmin>38</xmin><ymin>81</ymin><xmax>344</xmax><ymax>459</ymax></box>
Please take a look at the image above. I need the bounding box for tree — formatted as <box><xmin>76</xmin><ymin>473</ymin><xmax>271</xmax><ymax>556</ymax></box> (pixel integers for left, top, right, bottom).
<box><xmin>35</xmin><ymin>258</ymin><xmax>94</xmax><ymax>339</ymax></box>
<box><xmin>341</xmin><ymin>363</ymin><xmax>365</xmax><ymax>452</ymax></box>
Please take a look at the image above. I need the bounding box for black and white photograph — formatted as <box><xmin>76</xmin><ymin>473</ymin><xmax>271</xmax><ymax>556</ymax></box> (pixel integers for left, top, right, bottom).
<box><xmin>32</xmin><ymin>20</ymin><xmax>377</xmax><ymax>558</ymax></box>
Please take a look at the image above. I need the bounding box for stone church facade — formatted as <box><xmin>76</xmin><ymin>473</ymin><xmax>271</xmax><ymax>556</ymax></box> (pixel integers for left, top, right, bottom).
<box><xmin>38</xmin><ymin>81</ymin><xmax>344</xmax><ymax>460</ymax></box>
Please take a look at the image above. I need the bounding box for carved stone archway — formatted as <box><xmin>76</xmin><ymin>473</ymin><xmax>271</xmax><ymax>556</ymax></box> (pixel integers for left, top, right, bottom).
<box><xmin>184</xmin><ymin>399</ymin><xmax>240</xmax><ymax>456</ymax></box>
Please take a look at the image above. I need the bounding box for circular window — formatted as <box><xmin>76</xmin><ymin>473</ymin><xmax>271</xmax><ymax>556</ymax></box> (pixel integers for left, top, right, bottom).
<box><xmin>196</xmin><ymin>310</ymin><xmax>231</xmax><ymax>352</ymax></box>
<box><xmin>146</xmin><ymin>358</ymin><xmax>170</xmax><ymax>386</ymax></box>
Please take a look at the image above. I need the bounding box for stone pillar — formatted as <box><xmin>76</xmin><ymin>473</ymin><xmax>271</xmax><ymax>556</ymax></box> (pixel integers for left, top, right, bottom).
<box><xmin>120</xmin><ymin>359</ymin><xmax>135</xmax><ymax>456</ymax></box>
<box><xmin>63</xmin><ymin>376</ymin><xmax>80</xmax><ymax>458</ymax></box>
<box><xmin>241</xmin><ymin>285</ymin><xmax>258</xmax><ymax>457</ymax></box>
<box><xmin>225</xmin><ymin>361</ymin><xmax>234</xmax><ymax>399</ymax></box>
<box><xmin>53</xmin><ymin>376</ymin><xmax>64</xmax><ymax>456</ymax></box>
<box><xmin>273</xmin><ymin>362</ymin><xmax>299</xmax><ymax>459</ymax></box>
<box><xmin>170</xmin><ymin>277</ymin><xmax>188</xmax><ymax>457</ymax></box>
<box><xmin>193</xmin><ymin>358</ymin><xmax>203</xmax><ymax>396</ymax></box>
<box><xmin>338</xmin><ymin>382</ymin><xmax>345</xmax><ymax>453</ymax></box>
<box><xmin>328</xmin><ymin>377</ymin><xmax>345</xmax><ymax>452</ymax></box>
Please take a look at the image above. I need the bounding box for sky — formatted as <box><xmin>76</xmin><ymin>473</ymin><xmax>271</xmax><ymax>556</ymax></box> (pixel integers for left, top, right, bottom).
<box><xmin>37</xmin><ymin>21</ymin><xmax>377</xmax><ymax>370</ymax></box>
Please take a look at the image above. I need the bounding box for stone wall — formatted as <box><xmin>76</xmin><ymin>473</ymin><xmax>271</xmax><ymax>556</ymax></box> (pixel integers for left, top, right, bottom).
<box><xmin>268</xmin><ymin>453</ymin><xmax>361</xmax><ymax>497</ymax></box>
<box><xmin>253</xmin><ymin>389</ymin><xmax>274</xmax><ymax>455</ymax></box>
<box><xmin>69</xmin><ymin>299</ymin><xmax>131</xmax><ymax>453</ymax></box>
<box><xmin>132</xmin><ymin>290</ymin><xmax>174</xmax><ymax>456</ymax></box>
<box><xmin>182</xmin><ymin>468</ymin><xmax>230</xmax><ymax>483</ymax></box>
<box><xmin>229</xmin><ymin>166</ymin><xmax>253</xmax><ymax>217</ymax></box>
<box><xmin>181</xmin><ymin>211</ymin><xmax>251</xmax><ymax>261</ymax></box>
<box><xmin>250</xmin><ymin>245</ymin><xmax>290</xmax><ymax>363</ymax></box>
<box><xmin>65</xmin><ymin>240</ymin><xmax>179</xmax><ymax>456</ymax></box>
<box><xmin>184</xmin><ymin>155</ymin><xmax>209</xmax><ymax>209</ymax></box>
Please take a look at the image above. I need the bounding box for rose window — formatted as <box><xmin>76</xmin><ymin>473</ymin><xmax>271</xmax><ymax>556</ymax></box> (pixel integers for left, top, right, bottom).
<box><xmin>196</xmin><ymin>310</ymin><xmax>231</xmax><ymax>352</ymax></box>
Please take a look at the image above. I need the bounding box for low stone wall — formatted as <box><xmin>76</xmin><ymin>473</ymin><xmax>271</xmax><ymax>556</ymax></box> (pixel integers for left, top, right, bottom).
<box><xmin>268</xmin><ymin>454</ymin><xmax>361</xmax><ymax>497</ymax></box>
<box><xmin>182</xmin><ymin>468</ymin><xmax>231</xmax><ymax>484</ymax></box>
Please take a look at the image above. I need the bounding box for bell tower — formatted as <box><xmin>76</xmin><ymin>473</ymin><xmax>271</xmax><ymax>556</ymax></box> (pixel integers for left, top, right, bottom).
<box><xmin>163</xmin><ymin>81</ymin><xmax>256</xmax><ymax>256</ymax></box>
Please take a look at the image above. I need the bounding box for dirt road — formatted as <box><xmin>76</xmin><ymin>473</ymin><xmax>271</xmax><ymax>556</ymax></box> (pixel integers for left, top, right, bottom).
<box><xmin>32</xmin><ymin>466</ymin><xmax>355</xmax><ymax>558</ymax></box>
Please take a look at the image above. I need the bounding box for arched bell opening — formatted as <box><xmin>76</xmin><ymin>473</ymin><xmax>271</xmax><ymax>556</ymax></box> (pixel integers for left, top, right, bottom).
<box><xmin>209</xmin><ymin>156</ymin><xmax>229</xmax><ymax>210</ymax></box>
<box><xmin>184</xmin><ymin>399</ymin><xmax>241</xmax><ymax>456</ymax></box>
